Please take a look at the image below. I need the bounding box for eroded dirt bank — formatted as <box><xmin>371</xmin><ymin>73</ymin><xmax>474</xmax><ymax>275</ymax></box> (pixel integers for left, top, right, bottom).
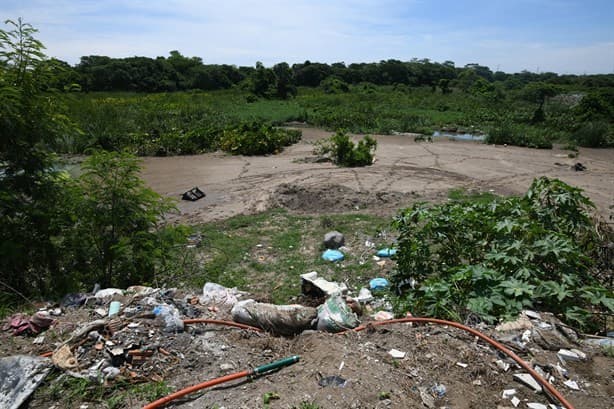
<box><xmin>141</xmin><ymin>128</ymin><xmax>614</xmax><ymax>223</ymax></box>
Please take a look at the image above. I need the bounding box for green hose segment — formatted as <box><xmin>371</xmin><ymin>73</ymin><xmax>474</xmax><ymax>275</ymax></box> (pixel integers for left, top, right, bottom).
<box><xmin>254</xmin><ymin>355</ymin><xmax>300</xmax><ymax>375</ymax></box>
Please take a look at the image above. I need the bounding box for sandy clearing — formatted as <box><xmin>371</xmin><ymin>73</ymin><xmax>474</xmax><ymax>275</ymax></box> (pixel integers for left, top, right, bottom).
<box><xmin>141</xmin><ymin>128</ymin><xmax>614</xmax><ymax>223</ymax></box>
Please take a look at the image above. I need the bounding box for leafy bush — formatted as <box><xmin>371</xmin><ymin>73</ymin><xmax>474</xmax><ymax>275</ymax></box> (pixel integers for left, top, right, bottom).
<box><xmin>219</xmin><ymin>121</ymin><xmax>301</xmax><ymax>155</ymax></box>
<box><xmin>320</xmin><ymin>77</ymin><xmax>350</xmax><ymax>94</ymax></box>
<box><xmin>392</xmin><ymin>177</ymin><xmax>613</xmax><ymax>331</ymax></box>
<box><xmin>485</xmin><ymin>122</ymin><xmax>552</xmax><ymax>148</ymax></box>
<box><xmin>572</xmin><ymin>121</ymin><xmax>612</xmax><ymax>148</ymax></box>
<box><xmin>66</xmin><ymin>151</ymin><xmax>186</xmax><ymax>289</ymax></box>
<box><xmin>313</xmin><ymin>131</ymin><xmax>377</xmax><ymax>167</ymax></box>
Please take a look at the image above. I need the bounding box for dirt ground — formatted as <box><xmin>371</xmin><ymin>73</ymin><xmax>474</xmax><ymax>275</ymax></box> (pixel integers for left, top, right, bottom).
<box><xmin>141</xmin><ymin>127</ymin><xmax>614</xmax><ymax>223</ymax></box>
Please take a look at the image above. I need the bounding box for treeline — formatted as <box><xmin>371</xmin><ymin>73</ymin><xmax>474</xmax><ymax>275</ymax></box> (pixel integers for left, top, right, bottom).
<box><xmin>51</xmin><ymin>51</ymin><xmax>614</xmax><ymax>94</ymax></box>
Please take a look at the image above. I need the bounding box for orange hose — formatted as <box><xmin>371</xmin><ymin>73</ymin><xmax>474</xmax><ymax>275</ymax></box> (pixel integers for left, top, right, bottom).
<box><xmin>142</xmin><ymin>369</ymin><xmax>251</xmax><ymax>409</ymax></box>
<box><xmin>344</xmin><ymin>318</ymin><xmax>575</xmax><ymax>409</ymax></box>
<box><xmin>182</xmin><ymin>318</ymin><xmax>263</xmax><ymax>332</ymax></box>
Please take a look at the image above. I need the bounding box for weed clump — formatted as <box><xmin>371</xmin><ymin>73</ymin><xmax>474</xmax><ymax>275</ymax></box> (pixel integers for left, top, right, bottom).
<box><xmin>220</xmin><ymin>121</ymin><xmax>301</xmax><ymax>155</ymax></box>
<box><xmin>314</xmin><ymin>131</ymin><xmax>377</xmax><ymax>167</ymax></box>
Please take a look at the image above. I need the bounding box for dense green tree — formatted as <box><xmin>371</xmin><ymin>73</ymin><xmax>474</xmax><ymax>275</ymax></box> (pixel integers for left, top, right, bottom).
<box><xmin>521</xmin><ymin>82</ymin><xmax>561</xmax><ymax>123</ymax></box>
<box><xmin>0</xmin><ymin>18</ymin><xmax>79</xmax><ymax>297</ymax></box>
<box><xmin>272</xmin><ymin>62</ymin><xmax>296</xmax><ymax>98</ymax></box>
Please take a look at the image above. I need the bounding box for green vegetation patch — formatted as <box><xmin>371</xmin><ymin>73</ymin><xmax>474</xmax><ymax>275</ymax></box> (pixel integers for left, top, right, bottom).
<box><xmin>392</xmin><ymin>177</ymin><xmax>613</xmax><ymax>331</ymax></box>
<box><xmin>194</xmin><ymin>210</ymin><xmax>391</xmax><ymax>304</ymax></box>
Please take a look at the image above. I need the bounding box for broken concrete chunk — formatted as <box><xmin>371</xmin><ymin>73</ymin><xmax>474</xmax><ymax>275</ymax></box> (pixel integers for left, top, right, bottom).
<box><xmin>513</xmin><ymin>373</ymin><xmax>542</xmax><ymax>392</ymax></box>
<box><xmin>511</xmin><ymin>396</ymin><xmax>520</xmax><ymax>407</ymax></box>
<box><xmin>496</xmin><ymin>359</ymin><xmax>511</xmax><ymax>372</ymax></box>
<box><xmin>323</xmin><ymin>231</ymin><xmax>345</xmax><ymax>249</ymax></box>
<box><xmin>300</xmin><ymin>271</ymin><xmax>348</xmax><ymax>297</ymax></box>
<box><xmin>502</xmin><ymin>388</ymin><xmax>517</xmax><ymax>399</ymax></box>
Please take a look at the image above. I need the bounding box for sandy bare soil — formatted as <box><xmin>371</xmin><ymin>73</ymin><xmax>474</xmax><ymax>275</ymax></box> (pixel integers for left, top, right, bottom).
<box><xmin>141</xmin><ymin>128</ymin><xmax>614</xmax><ymax>224</ymax></box>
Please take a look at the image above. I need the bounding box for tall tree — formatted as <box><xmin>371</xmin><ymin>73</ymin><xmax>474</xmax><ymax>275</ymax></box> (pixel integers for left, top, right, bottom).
<box><xmin>0</xmin><ymin>18</ymin><xmax>78</xmax><ymax>297</ymax></box>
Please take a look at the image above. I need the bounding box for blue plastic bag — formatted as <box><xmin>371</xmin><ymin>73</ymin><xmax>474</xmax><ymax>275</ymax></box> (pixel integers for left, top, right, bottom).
<box><xmin>369</xmin><ymin>277</ymin><xmax>390</xmax><ymax>291</ymax></box>
<box><xmin>322</xmin><ymin>249</ymin><xmax>344</xmax><ymax>262</ymax></box>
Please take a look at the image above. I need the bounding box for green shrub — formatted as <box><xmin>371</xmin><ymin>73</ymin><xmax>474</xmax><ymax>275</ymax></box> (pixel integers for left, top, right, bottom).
<box><xmin>392</xmin><ymin>177</ymin><xmax>613</xmax><ymax>331</ymax></box>
<box><xmin>320</xmin><ymin>77</ymin><xmax>350</xmax><ymax>94</ymax></box>
<box><xmin>314</xmin><ymin>131</ymin><xmax>377</xmax><ymax>167</ymax></box>
<box><xmin>485</xmin><ymin>122</ymin><xmax>552</xmax><ymax>149</ymax></box>
<box><xmin>573</xmin><ymin>121</ymin><xmax>612</xmax><ymax>148</ymax></box>
<box><xmin>219</xmin><ymin>121</ymin><xmax>301</xmax><ymax>155</ymax></box>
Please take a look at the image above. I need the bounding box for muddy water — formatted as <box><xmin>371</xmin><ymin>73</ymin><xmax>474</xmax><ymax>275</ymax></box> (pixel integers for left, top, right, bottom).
<box><xmin>140</xmin><ymin>128</ymin><xmax>614</xmax><ymax>223</ymax></box>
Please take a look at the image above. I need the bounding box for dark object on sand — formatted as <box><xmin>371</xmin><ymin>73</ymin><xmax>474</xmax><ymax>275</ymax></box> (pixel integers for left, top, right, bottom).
<box><xmin>182</xmin><ymin>187</ymin><xmax>206</xmax><ymax>201</ymax></box>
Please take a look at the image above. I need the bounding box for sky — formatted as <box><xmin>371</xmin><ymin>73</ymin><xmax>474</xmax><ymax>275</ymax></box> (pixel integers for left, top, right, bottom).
<box><xmin>1</xmin><ymin>0</ymin><xmax>613</xmax><ymax>74</ymax></box>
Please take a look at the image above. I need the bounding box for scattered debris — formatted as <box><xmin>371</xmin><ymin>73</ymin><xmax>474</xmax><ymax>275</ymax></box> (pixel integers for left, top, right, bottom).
<box><xmin>511</xmin><ymin>396</ymin><xmax>521</xmax><ymax>407</ymax></box>
<box><xmin>0</xmin><ymin>355</ymin><xmax>52</xmax><ymax>409</ymax></box>
<box><xmin>3</xmin><ymin>312</ymin><xmax>55</xmax><ymax>336</ymax></box>
<box><xmin>456</xmin><ymin>362</ymin><xmax>468</xmax><ymax>368</ymax></box>
<box><xmin>502</xmin><ymin>388</ymin><xmax>517</xmax><ymax>399</ymax></box>
<box><xmin>557</xmin><ymin>348</ymin><xmax>584</xmax><ymax>362</ymax></box>
<box><xmin>181</xmin><ymin>186</ymin><xmax>205</xmax><ymax>201</ymax></box>
<box><xmin>431</xmin><ymin>383</ymin><xmax>446</xmax><ymax>398</ymax></box>
<box><xmin>376</xmin><ymin>248</ymin><xmax>397</xmax><ymax>257</ymax></box>
<box><xmin>513</xmin><ymin>373</ymin><xmax>542</xmax><ymax>392</ymax></box>
<box><xmin>300</xmin><ymin>271</ymin><xmax>348</xmax><ymax>297</ymax></box>
<box><xmin>52</xmin><ymin>345</ymin><xmax>78</xmax><ymax>370</ymax></box>
<box><xmin>418</xmin><ymin>386</ymin><xmax>435</xmax><ymax>408</ymax></box>
<box><xmin>573</xmin><ymin>162</ymin><xmax>586</xmax><ymax>171</ymax></box>
<box><xmin>323</xmin><ymin>231</ymin><xmax>345</xmax><ymax>249</ymax></box>
<box><xmin>200</xmin><ymin>282</ymin><xmax>243</xmax><ymax>306</ymax></box>
<box><xmin>563</xmin><ymin>379</ymin><xmax>580</xmax><ymax>390</ymax></box>
<box><xmin>354</xmin><ymin>287</ymin><xmax>373</xmax><ymax>303</ymax></box>
<box><xmin>388</xmin><ymin>349</ymin><xmax>406</xmax><ymax>359</ymax></box>
<box><xmin>372</xmin><ymin>311</ymin><xmax>394</xmax><ymax>321</ymax></box>
<box><xmin>318</xmin><ymin>375</ymin><xmax>347</xmax><ymax>387</ymax></box>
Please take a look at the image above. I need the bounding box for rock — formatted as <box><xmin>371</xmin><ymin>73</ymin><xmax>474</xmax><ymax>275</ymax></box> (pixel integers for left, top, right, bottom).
<box><xmin>220</xmin><ymin>363</ymin><xmax>235</xmax><ymax>372</ymax></box>
<box><xmin>323</xmin><ymin>231</ymin><xmax>345</xmax><ymax>249</ymax></box>
<box><xmin>513</xmin><ymin>373</ymin><xmax>542</xmax><ymax>392</ymax></box>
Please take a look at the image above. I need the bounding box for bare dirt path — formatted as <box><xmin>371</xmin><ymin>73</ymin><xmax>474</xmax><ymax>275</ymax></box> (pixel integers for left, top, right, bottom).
<box><xmin>141</xmin><ymin>128</ymin><xmax>614</xmax><ymax>223</ymax></box>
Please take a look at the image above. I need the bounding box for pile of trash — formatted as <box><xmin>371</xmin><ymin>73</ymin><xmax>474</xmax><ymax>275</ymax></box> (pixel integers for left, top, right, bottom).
<box><xmin>1</xmin><ymin>230</ymin><xmax>611</xmax><ymax>408</ymax></box>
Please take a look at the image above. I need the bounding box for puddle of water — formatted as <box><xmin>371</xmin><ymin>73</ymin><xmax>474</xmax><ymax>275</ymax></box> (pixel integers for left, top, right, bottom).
<box><xmin>432</xmin><ymin>131</ymin><xmax>485</xmax><ymax>142</ymax></box>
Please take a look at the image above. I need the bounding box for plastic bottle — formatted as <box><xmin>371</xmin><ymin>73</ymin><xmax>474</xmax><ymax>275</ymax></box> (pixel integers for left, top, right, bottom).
<box><xmin>153</xmin><ymin>304</ymin><xmax>184</xmax><ymax>333</ymax></box>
